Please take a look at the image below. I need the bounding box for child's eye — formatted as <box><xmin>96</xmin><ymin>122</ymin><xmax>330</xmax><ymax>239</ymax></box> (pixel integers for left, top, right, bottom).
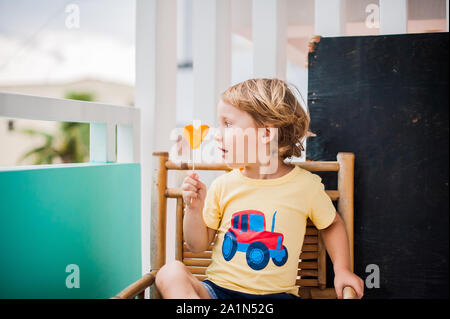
<box><xmin>224</xmin><ymin>121</ymin><xmax>232</xmax><ymax>127</ymax></box>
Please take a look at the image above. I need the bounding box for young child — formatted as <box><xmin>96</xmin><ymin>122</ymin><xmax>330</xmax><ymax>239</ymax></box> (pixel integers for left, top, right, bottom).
<box><xmin>155</xmin><ymin>78</ymin><xmax>364</xmax><ymax>299</ymax></box>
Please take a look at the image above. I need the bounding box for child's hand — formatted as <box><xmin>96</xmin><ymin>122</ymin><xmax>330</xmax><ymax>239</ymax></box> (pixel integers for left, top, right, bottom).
<box><xmin>334</xmin><ymin>268</ymin><xmax>364</xmax><ymax>299</ymax></box>
<box><xmin>181</xmin><ymin>171</ymin><xmax>207</xmax><ymax>210</ymax></box>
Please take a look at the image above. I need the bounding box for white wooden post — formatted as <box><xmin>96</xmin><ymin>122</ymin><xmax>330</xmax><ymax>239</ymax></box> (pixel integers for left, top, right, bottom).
<box><xmin>135</xmin><ymin>0</ymin><xmax>177</xmax><ymax>291</ymax></box>
<box><xmin>117</xmin><ymin>121</ymin><xmax>140</xmax><ymax>163</ymax></box>
<box><xmin>307</xmin><ymin>0</ymin><xmax>346</xmax><ymax>163</ymax></box>
<box><xmin>191</xmin><ymin>0</ymin><xmax>232</xmax><ymax>258</ymax></box>
<box><xmin>379</xmin><ymin>0</ymin><xmax>408</xmax><ymax>35</ymax></box>
<box><xmin>252</xmin><ymin>0</ymin><xmax>287</xmax><ymax>80</ymax></box>
<box><xmin>90</xmin><ymin>123</ymin><xmax>107</xmax><ymax>162</ymax></box>
<box><xmin>193</xmin><ymin>0</ymin><xmax>231</xmax><ymax>125</ymax></box>
<box><xmin>89</xmin><ymin>122</ymin><xmax>116</xmax><ymax>163</ymax></box>
<box><xmin>314</xmin><ymin>0</ymin><xmax>346</xmax><ymax>37</ymax></box>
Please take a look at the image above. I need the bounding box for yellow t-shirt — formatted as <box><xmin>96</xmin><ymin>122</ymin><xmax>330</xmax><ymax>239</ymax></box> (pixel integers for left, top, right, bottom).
<box><xmin>202</xmin><ymin>165</ymin><xmax>336</xmax><ymax>296</ymax></box>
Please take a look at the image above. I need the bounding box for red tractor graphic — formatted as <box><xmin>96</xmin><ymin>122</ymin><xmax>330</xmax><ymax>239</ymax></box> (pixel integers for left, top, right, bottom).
<box><xmin>222</xmin><ymin>209</ymin><xmax>288</xmax><ymax>270</ymax></box>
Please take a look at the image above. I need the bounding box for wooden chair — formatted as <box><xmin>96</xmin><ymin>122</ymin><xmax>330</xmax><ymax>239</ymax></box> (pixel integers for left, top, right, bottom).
<box><xmin>112</xmin><ymin>152</ymin><xmax>357</xmax><ymax>299</ymax></box>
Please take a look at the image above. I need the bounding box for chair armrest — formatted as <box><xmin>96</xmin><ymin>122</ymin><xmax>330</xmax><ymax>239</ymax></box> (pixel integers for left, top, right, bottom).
<box><xmin>343</xmin><ymin>286</ymin><xmax>358</xmax><ymax>299</ymax></box>
<box><xmin>112</xmin><ymin>271</ymin><xmax>157</xmax><ymax>299</ymax></box>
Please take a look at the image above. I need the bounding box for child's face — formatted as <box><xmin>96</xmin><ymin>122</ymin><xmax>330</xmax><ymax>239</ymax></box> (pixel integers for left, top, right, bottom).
<box><xmin>214</xmin><ymin>99</ymin><xmax>263</xmax><ymax>167</ymax></box>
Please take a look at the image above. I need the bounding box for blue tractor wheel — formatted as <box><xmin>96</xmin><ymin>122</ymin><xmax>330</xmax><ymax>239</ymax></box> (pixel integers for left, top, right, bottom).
<box><xmin>246</xmin><ymin>241</ymin><xmax>270</xmax><ymax>270</ymax></box>
<box><xmin>272</xmin><ymin>245</ymin><xmax>288</xmax><ymax>267</ymax></box>
<box><xmin>222</xmin><ymin>231</ymin><xmax>237</xmax><ymax>261</ymax></box>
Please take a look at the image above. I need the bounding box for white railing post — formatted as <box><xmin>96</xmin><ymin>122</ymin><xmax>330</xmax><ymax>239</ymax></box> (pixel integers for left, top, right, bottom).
<box><xmin>135</xmin><ymin>0</ymin><xmax>177</xmax><ymax>291</ymax></box>
<box><xmin>107</xmin><ymin>122</ymin><xmax>116</xmax><ymax>162</ymax></box>
<box><xmin>314</xmin><ymin>0</ymin><xmax>346</xmax><ymax>37</ymax></box>
<box><xmin>117</xmin><ymin>122</ymin><xmax>139</xmax><ymax>163</ymax></box>
<box><xmin>192</xmin><ymin>0</ymin><xmax>231</xmax><ymax>207</ymax></box>
<box><xmin>90</xmin><ymin>123</ymin><xmax>108</xmax><ymax>163</ymax></box>
<box><xmin>379</xmin><ymin>0</ymin><xmax>408</xmax><ymax>35</ymax></box>
<box><xmin>89</xmin><ymin>123</ymin><xmax>116</xmax><ymax>163</ymax></box>
<box><xmin>252</xmin><ymin>0</ymin><xmax>287</xmax><ymax>80</ymax></box>
<box><xmin>193</xmin><ymin>0</ymin><xmax>231</xmax><ymax>124</ymax></box>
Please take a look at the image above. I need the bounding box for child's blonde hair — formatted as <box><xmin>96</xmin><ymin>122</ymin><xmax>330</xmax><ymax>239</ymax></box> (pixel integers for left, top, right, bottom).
<box><xmin>220</xmin><ymin>78</ymin><xmax>310</xmax><ymax>160</ymax></box>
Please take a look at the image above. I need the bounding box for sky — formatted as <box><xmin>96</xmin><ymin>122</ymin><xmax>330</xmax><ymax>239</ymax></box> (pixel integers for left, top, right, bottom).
<box><xmin>0</xmin><ymin>0</ymin><xmax>136</xmax><ymax>85</ymax></box>
<box><xmin>0</xmin><ymin>0</ymin><xmax>135</xmax><ymax>44</ymax></box>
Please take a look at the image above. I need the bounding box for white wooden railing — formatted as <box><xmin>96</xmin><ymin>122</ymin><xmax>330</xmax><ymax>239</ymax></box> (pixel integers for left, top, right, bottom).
<box><xmin>0</xmin><ymin>92</ymin><xmax>140</xmax><ymax>164</ymax></box>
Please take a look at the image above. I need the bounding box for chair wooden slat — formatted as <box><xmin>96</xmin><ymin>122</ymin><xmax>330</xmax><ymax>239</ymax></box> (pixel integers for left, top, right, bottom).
<box><xmin>166</xmin><ymin>187</ymin><xmax>339</xmax><ymax>201</ymax></box>
<box><xmin>183</xmin><ymin>259</ymin><xmax>212</xmax><ymax>267</ymax></box>
<box><xmin>303</xmin><ymin>236</ymin><xmax>318</xmax><ymax>244</ymax></box>
<box><xmin>165</xmin><ymin>160</ymin><xmax>339</xmax><ymax>172</ymax></box>
<box><xmin>183</xmin><ymin>251</ymin><xmax>212</xmax><ymax>259</ymax></box>
<box><xmin>175</xmin><ymin>198</ymin><xmax>184</xmax><ymax>261</ymax></box>
<box><xmin>165</xmin><ymin>188</ymin><xmax>182</xmax><ymax>198</ymax></box>
<box><xmin>299</xmin><ymin>251</ymin><xmax>318</xmax><ymax>259</ymax></box>
<box><xmin>301</xmin><ymin>244</ymin><xmax>318</xmax><ymax>252</ymax></box>
<box><xmin>298</xmin><ymin>269</ymin><xmax>318</xmax><ymax>277</ymax></box>
<box><xmin>305</xmin><ymin>227</ymin><xmax>318</xmax><ymax>236</ymax></box>
<box><xmin>187</xmin><ymin>266</ymin><xmax>207</xmax><ymax>275</ymax></box>
<box><xmin>299</xmin><ymin>287</ymin><xmax>337</xmax><ymax>299</ymax></box>
<box><xmin>296</xmin><ymin>279</ymin><xmax>319</xmax><ymax>287</ymax></box>
<box><xmin>298</xmin><ymin>261</ymin><xmax>318</xmax><ymax>269</ymax></box>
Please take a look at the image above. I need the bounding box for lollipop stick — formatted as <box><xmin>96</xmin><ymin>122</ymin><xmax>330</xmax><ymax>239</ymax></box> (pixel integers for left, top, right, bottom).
<box><xmin>190</xmin><ymin>148</ymin><xmax>195</xmax><ymax>206</ymax></box>
<box><xmin>193</xmin><ymin>147</ymin><xmax>195</xmax><ymax>171</ymax></box>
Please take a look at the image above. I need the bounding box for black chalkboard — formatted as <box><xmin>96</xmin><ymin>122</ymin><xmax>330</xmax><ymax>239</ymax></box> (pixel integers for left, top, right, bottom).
<box><xmin>306</xmin><ymin>33</ymin><xmax>449</xmax><ymax>299</ymax></box>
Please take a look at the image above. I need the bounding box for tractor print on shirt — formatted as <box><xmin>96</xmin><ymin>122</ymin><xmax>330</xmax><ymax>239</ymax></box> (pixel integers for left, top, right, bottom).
<box><xmin>221</xmin><ymin>209</ymin><xmax>288</xmax><ymax>271</ymax></box>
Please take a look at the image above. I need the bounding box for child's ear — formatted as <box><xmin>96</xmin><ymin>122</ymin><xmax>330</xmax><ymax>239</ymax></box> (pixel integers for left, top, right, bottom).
<box><xmin>261</xmin><ymin>127</ymin><xmax>277</xmax><ymax>144</ymax></box>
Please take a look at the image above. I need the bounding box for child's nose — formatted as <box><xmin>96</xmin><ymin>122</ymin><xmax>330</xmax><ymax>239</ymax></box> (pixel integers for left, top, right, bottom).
<box><xmin>214</xmin><ymin>128</ymin><xmax>223</xmax><ymax>142</ymax></box>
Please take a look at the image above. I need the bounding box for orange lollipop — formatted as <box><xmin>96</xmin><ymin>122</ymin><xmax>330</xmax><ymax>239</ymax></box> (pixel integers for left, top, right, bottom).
<box><xmin>183</xmin><ymin>124</ymin><xmax>210</xmax><ymax>150</ymax></box>
<box><xmin>183</xmin><ymin>122</ymin><xmax>210</xmax><ymax>206</ymax></box>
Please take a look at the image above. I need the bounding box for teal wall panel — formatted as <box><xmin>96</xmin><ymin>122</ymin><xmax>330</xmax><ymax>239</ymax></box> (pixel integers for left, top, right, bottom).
<box><xmin>0</xmin><ymin>163</ymin><xmax>141</xmax><ymax>298</ymax></box>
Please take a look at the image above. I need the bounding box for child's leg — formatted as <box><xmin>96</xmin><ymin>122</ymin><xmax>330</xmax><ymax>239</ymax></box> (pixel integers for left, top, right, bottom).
<box><xmin>155</xmin><ymin>260</ymin><xmax>211</xmax><ymax>299</ymax></box>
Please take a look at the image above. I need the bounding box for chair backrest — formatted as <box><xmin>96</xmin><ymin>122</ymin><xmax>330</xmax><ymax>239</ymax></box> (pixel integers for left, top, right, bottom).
<box><xmin>150</xmin><ymin>152</ymin><xmax>354</xmax><ymax>298</ymax></box>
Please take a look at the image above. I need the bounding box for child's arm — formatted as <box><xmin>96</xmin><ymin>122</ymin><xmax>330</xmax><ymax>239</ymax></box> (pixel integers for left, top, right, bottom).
<box><xmin>320</xmin><ymin>213</ymin><xmax>364</xmax><ymax>298</ymax></box>
<box><xmin>181</xmin><ymin>172</ymin><xmax>217</xmax><ymax>253</ymax></box>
